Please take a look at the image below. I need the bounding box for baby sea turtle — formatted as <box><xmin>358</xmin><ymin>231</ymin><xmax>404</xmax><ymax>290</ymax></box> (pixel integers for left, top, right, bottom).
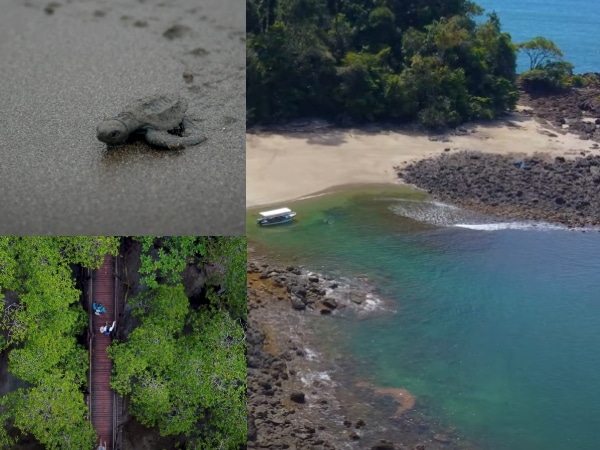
<box><xmin>96</xmin><ymin>93</ymin><xmax>206</xmax><ymax>149</ymax></box>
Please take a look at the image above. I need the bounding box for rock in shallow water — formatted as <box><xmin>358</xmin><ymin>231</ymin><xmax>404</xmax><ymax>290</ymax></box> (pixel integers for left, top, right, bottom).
<box><xmin>433</xmin><ymin>433</ymin><xmax>451</xmax><ymax>443</ymax></box>
<box><xmin>323</xmin><ymin>298</ymin><xmax>338</xmax><ymax>309</ymax></box>
<box><xmin>290</xmin><ymin>295</ymin><xmax>306</xmax><ymax>310</ymax></box>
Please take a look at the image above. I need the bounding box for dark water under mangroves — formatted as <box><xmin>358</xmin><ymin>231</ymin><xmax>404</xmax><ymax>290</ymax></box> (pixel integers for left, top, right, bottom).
<box><xmin>248</xmin><ymin>186</ymin><xmax>600</xmax><ymax>450</ymax></box>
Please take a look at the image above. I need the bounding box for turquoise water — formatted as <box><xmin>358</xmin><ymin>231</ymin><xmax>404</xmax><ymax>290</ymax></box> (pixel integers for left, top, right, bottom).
<box><xmin>477</xmin><ymin>0</ymin><xmax>600</xmax><ymax>73</ymax></box>
<box><xmin>251</xmin><ymin>193</ymin><xmax>600</xmax><ymax>450</ymax></box>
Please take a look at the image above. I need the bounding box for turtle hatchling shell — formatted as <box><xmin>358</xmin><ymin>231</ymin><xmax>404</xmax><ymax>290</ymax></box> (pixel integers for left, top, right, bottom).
<box><xmin>123</xmin><ymin>94</ymin><xmax>189</xmax><ymax>131</ymax></box>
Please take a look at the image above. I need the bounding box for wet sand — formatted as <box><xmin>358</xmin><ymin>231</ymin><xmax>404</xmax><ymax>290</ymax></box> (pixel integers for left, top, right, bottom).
<box><xmin>0</xmin><ymin>0</ymin><xmax>244</xmax><ymax>235</ymax></box>
<box><xmin>247</xmin><ymin>113</ymin><xmax>595</xmax><ymax>208</ymax></box>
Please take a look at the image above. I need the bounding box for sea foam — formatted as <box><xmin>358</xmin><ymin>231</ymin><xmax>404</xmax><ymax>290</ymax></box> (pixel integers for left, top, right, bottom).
<box><xmin>453</xmin><ymin>222</ymin><xmax>567</xmax><ymax>231</ymax></box>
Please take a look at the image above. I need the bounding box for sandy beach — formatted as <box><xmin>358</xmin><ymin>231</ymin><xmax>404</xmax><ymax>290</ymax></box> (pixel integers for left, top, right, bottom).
<box><xmin>247</xmin><ymin>112</ymin><xmax>596</xmax><ymax>208</ymax></box>
<box><xmin>0</xmin><ymin>0</ymin><xmax>244</xmax><ymax>234</ymax></box>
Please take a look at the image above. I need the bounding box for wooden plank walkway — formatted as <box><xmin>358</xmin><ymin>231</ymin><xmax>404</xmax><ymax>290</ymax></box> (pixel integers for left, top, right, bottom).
<box><xmin>89</xmin><ymin>254</ymin><xmax>117</xmax><ymax>450</ymax></box>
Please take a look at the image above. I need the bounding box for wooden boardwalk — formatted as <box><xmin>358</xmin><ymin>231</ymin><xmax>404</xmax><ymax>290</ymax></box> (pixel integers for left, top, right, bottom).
<box><xmin>88</xmin><ymin>254</ymin><xmax>119</xmax><ymax>450</ymax></box>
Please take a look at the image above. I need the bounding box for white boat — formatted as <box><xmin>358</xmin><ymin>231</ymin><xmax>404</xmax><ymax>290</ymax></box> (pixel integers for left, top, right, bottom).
<box><xmin>256</xmin><ymin>207</ymin><xmax>297</xmax><ymax>226</ymax></box>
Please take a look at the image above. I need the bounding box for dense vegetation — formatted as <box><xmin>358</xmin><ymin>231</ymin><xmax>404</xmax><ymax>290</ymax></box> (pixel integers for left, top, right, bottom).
<box><xmin>247</xmin><ymin>0</ymin><xmax>586</xmax><ymax>127</ymax></box>
<box><xmin>0</xmin><ymin>236</ymin><xmax>246</xmax><ymax>450</ymax></box>
<box><xmin>247</xmin><ymin>0</ymin><xmax>520</xmax><ymax>127</ymax></box>
<box><xmin>108</xmin><ymin>237</ymin><xmax>246</xmax><ymax>449</ymax></box>
<box><xmin>0</xmin><ymin>237</ymin><xmax>120</xmax><ymax>449</ymax></box>
<box><xmin>516</xmin><ymin>36</ymin><xmax>590</xmax><ymax>92</ymax></box>
<box><xmin>136</xmin><ymin>237</ymin><xmax>246</xmax><ymax>320</ymax></box>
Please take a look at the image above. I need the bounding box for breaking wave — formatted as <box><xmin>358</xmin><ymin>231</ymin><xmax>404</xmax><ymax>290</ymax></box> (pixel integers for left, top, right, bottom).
<box><xmin>453</xmin><ymin>222</ymin><xmax>567</xmax><ymax>231</ymax></box>
<box><xmin>389</xmin><ymin>199</ymin><xmax>494</xmax><ymax>227</ymax></box>
<box><xmin>390</xmin><ymin>199</ymin><xmax>595</xmax><ymax>232</ymax></box>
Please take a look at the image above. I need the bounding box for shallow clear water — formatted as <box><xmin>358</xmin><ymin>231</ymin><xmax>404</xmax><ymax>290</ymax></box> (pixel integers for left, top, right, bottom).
<box><xmin>476</xmin><ymin>0</ymin><xmax>600</xmax><ymax>73</ymax></box>
<box><xmin>250</xmin><ymin>190</ymin><xmax>600</xmax><ymax>450</ymax></box>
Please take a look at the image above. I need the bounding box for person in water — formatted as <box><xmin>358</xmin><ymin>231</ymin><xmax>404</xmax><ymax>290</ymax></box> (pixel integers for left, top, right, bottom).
<box><xmin>99</xmin><ymin>321</ymin><xmax>116</xmax><ymax>336</ymax></box>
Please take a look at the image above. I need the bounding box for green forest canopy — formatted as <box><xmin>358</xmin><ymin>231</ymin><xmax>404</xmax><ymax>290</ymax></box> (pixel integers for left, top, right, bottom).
<box><xmin>0</xmin><ymin>236</ymin><xmax>246</xmax><ymax>450</ymax></box>
<box><xmin>0</xmin><ymin>237</ymin><xmax>119</xmax><ymax>449</ymax></box>
<box><xmin>247</xmin><ymin>0</ymin><xmax>529</xmax><ymax>127</ymax></box>
<box><xmin>110</xmin><ymin>236</ymin><xmax>246</xmax><ymax>448</ymax></box>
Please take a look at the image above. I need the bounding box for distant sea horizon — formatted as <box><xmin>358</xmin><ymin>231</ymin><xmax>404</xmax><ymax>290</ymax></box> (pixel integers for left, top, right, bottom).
<box><xmin>476</xmin><ymin>0</ymin><xmax>599</xmax><ymax>73</ymax></box>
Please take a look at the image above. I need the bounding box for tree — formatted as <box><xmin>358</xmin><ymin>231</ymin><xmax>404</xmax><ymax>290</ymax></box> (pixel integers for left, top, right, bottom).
<box><xmin>1</xmin><ymin>374</ymin><xmax>96</xmax><ymax>450</ymax></box>
<box><xmin>136</xmin><ymin>236</ymin><xmax>207</xmax><ymax>289</ymax></box>
<box><xmin>0</xmin><ymin>237</ymin><xmax>119</xmax><ymax>447</ymax></box>
<box><xmin>326</xmin><ymin>13</ymin><xmax>355</xmax><ymax>60</ymax></box>
<box><xmin>336</xmin><ymin>49</ymin><xmax>390</xmax><ymax>121</ymax></box>
<box><xmin>108</xmin><ymin>285</ymin><xmax>246</xmax><ymax>448</ymax></box>
<box><xmin>204</xmin><ymin>237</ymin><xmax>247</xmax><ymax>320</ymax></box>
<box><xmin>358</xmin><ymin>6</ymin><xmax>399</xmax><ymax>55</ymax></box>
<box><xmin>136</xmin><ymin>237</ymin><xmax>246</xmax><ymax>320</ymax></box>
<box><xmin>0</xmin><ymin>414</ymin><xmax>15</xmax><ymax>450</ymax></box>
<box><xmin>517</xmin><ymin>37</ymin><xmax>572</xmax><ymax>92</ymax></box>
<box><xmin>246</xmin><ymin>0</ymin><xmax>522</xmax><ymax>126</ymax></box>
<box><xmin>518</xmin><ymin>36</ymin><xmax>563</xmax><ymax>70</ymax></box>
<box><xmin>520</xmin><ymin>60</ymin><xmax>574</xmax><ymax>92</ymax></box>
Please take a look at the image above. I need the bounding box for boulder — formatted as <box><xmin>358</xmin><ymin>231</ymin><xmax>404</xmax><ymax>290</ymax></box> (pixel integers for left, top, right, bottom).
<box><xmin>291</xmin><ymin>285</ymin><xmax>307</xmax><ymax>298</ymax></box>
<box><xmin>323</xmin><ymin>298</ymin><xmax>338</xmax><ymax>309</ymax></box>
<box><xmin>290</xmin><ymin>295</ymin><xmax>306</xmax><ymax>311</ymax></box>
<box><xmin>348</xmin><ymin>431</ymin><xmax>360</xmax><ymax>440</ymax></box>
<box><xmin>290</xmin><ymin>391</ymin><xmax>306</xmax><ymax>403</ymax></box>
<box><xmin>349</xmin><ymin>292</ymin><xmax>364</xmax><ymax>304</ymax></box>
<box><xmin>371</xmin><ymin>440</ymin><xmax>395</xmax><ymax>450</ymax></box>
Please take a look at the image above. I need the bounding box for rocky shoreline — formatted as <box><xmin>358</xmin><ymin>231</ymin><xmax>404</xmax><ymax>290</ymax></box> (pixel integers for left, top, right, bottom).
<box><xmin>396</xmin><ymin>151</ymin><xmax>600</xmax><ymax>228</ymax></box>
<box><xmin>247</xmin><ymin>259</ymin><xmax>475</xmax><ymax>450</ymax></box>
<box><xmin>518</xmin><ymin>79</ymin><xmax>600</xmax><ymax>143</ymax></box>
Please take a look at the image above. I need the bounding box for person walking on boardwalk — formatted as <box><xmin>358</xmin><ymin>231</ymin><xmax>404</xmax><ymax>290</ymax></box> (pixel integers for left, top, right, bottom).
<box><xmin>97</xmin><ymin>438</ymin><xmax>106</xmax><ymax>450</ymax></box>
<box><xmin>92</xmin><ymin>302</ymin><xmax>107</xmax><ymax>315</ymax></box>
<box><xmin>100</xmin><ymin>321</ymin><xmax>116</xmax><ymax>336</ymax></box>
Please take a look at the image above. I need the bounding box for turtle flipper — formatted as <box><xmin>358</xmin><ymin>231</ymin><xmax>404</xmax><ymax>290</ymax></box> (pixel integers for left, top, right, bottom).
<box><xmin>145</xmin><ymin>129</ymin><xmax>207</xmax><ymax>150</ymax></box>
<box><xmin>182</xmin><ymin>116</ymin><xmax>202</xmax><ymax>137</ymax></box>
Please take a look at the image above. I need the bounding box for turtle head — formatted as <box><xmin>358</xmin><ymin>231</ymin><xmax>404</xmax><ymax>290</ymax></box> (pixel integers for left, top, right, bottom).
<box><xmin>96</xmin><ymin>119</ymin><xmax>129</xmax><ymax>145</ymax></box>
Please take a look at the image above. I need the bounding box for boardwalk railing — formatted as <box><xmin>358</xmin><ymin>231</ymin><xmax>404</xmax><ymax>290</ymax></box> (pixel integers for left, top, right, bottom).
<box><xmin>87</xmin><ymin>255</ymin><xmax>123</xmax><ymax>450</ymax></box>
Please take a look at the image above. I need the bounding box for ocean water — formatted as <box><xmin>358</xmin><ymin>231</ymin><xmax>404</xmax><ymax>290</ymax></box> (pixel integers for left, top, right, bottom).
<box><xmin>249</xmin><ymin>190</ymin><xmax>600</xmax><ymax>450</ymax></box>
<box><xmin>476</xmin><ymin>0</ymin><xmax>600</xmax><ymax>73</ymax></box>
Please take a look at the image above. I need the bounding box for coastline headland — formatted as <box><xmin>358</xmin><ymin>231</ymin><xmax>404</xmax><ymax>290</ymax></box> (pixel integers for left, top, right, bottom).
<box><xmin>398</xmin><ymin>151</ymin><xmax>600</xmax><ymax>228</ymax></box>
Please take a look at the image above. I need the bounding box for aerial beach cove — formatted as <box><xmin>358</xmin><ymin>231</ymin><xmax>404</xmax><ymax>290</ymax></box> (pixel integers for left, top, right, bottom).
<box><xmin>0</xmin><ymin>0</ymin><xmax>244</xmax><ymax>235</ymax></box>
<box><xmin>246</xmin><ymin>0</ymin><xmax>600</xmax><ymax>448</ymax></box>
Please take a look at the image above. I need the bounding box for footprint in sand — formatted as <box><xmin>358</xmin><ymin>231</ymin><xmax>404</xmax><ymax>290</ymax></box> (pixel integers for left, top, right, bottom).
<box><xmin>189</xmin><ymin>47</ymin><xmax>210</xmax><ymax>57</ymax></box>
<box><xmin>163</xmin><ymin>24</ymin><xmax>191</xmax><ymax>40</ymax></box>
<box><xmin>44</xmin><ymin>2</ymin><xmax>61</xmax><ymax>15</ymax></box>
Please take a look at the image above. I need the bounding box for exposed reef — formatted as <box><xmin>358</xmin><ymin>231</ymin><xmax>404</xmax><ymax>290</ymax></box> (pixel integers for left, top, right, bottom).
<box><xmin>397</xmin><ymin>151</ymin><xmax>600</xmax><ymax>228</ymax></box>
<box><xmin>247</xmin><ymin>259</ymin><xmax>474</xmax><ymax>450</ymax></box>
